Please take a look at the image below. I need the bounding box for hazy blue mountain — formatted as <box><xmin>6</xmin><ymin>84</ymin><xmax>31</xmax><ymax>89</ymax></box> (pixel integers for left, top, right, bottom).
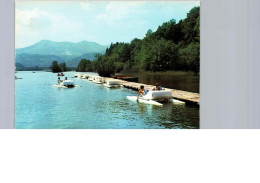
<box><xmin>66</xmin><ymin>53</ymin><xmax>97</xmax><ymax>67</ymax></box>
<box><xmin>15</xmin><ymin>54</ymin><xmax>66</xmax><ymax>67</ymax></box>
<box><xmin>16</xmin><ymin>40</ymin><xmax>107</xmax><ymax>57</ymax></box>
<box><xmin>15</xmin><ymin>40</ymin><xmax>107</xmax><ymax>67</ymax></box>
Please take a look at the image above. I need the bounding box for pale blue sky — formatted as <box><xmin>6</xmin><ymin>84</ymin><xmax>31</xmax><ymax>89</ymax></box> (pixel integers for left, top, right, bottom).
<box><xmin>15</xmin><ymin>1</ymin><xmax>200</xmax><ymax>48</ymax></box>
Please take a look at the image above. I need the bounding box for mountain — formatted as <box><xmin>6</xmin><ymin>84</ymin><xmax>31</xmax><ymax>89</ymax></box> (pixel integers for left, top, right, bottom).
<box><xmin>15</xmin><ymin>40</ymin><xmax>107</xmax><ymax>67</ymax></box>
<box><xmin>15</xmin><ymin>54</ymin><xmax>66</xmax><ymax>67</ymax></box>
<box><xmin>16</xmin><ymin>40</ymin><xmax>107</xmax><ymax>57</ymax></box>
<box><xmin>66</xmin><ymin>53</ymin><xmax>97</xmax><ymax>67</ymax></box>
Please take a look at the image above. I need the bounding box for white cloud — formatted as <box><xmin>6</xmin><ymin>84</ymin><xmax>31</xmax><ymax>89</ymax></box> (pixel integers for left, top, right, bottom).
<box><xmin>80</xmin><ymin>2</ymin><xmax>91</xmax><ymax>10</ymax></box>
<box><xmin>95</xmin><ymin>1</ymin><xmax>145</xmax><ymax>24</ymax></box>
<box><xmin>15</xmin><ymin>8</ymin><xmax>84</xmax><ymax>48</ymax></box>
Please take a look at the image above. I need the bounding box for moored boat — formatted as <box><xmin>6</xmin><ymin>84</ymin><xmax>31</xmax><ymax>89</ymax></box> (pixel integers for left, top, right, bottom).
<box><xmin>92</xmin><ymin>76</ymin><xmax>102</xmax><ymax>84</ymax></box>
<box><xmin>73</xmin><ymin>74</ymin><xmax>80</xmax><ymax>78</ymax></box>
<box><xmin>127</xmin><ymin>90</ymin><xmax>185</xmax><ymax>106</ymax></box>
<box><xmin>103</xmin><ymin>80</ymin><xmax>122</xmax><ymax>88</ymax></box>
<box><xmin>81</xmin><ymin>74</ymin><xmax>89</xmax><ymax>79</ymax></box>
<box><xmin>88</xmin><ymin>75</ymin><xmax>94</xmax><ymax>81</ymax></box>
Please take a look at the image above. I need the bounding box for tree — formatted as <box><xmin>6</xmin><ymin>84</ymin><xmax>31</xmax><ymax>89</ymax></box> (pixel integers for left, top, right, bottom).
<box><xmin>85</xmin><ymin>60</ymin><xmax>93</xmax><ymax>72</ymax></box>
<box><xmin>93</xmin><ymin>56</ymin><xmax>115</xmax><ymax>77</ymax></box>
<box><xmin>50</xmin><ymin>61</ymin><xmax>62</xmax><ymax>73</ymax></box>
<box><xmin>182</xmin><ymin>7</ymin><xmax>200</xmax><ymax>44</ymax></box>
<box><xmin>179</xmin><ymin>42</ymin><xmax>200</xmax><ymax>73</ymax></box>
<box><xmin>145</xmin><ymin>29</ymin><xmax>153</xmax><ymax>37</ymax></box>
<box><xmin>149</xmin><ymin>40</ymin><xmax>179</xmax><ymax>71</ymax></box>
<box><xmin>76</xmin><ymin>59</ymin><xmax>91</xmax><ymax>72</ymax></box>
<box><xmin>59</xmin><ymin>62</ymin><xmax>67</xmax><ymax>72</ymax></box>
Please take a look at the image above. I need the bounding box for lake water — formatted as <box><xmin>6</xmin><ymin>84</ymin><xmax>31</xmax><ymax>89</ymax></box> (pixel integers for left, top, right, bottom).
<box><xmin>15</xmin><ymin>71</ymin><xmax>199</xmax><ymax>129</ymax></box>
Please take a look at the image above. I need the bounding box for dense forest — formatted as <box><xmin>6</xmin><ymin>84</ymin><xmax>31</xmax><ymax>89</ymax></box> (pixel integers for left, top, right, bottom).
<box><xmin>76</xmin><ymin>7</ymin><xmax>200</xmax><ymax>77</ymax></box>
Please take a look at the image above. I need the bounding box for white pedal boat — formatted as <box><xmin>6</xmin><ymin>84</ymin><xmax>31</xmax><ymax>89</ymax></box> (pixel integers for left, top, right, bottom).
<box><xmin>92</xmin><ymin>76</ymin><xmax>102</xmax><ymax>84</ymax></box>
<box><xmin>73</xmin><ymin>74</ymin><xmax>83</xmax><ymax>78</ymax></box>
<box><xmin>53</xmin><ymin>80</ymin><xmax>79</xmax><ymax>88</ymax></box>
<box><xmin>88</xmin><ymin>76</ymin><xmax>94</xmax><ymax>81</ymax></box>
<box><xmin>127</xmin><ymin>96</ymin><xmax>163</xmax><ymax>106</ymax></box>
<box><xmin>103</xmin><ymin>80</ymin><xmax>122</xmax><ymax>88</ymax></box>
<box><xmin>127</xmin><ymin>91</ymin><xmax>185</xmax><ymax>106</ymax></box>
<box><xmin>81</xmin><ymin>74</ymin><xmax>90</xmax><ymax>79</ymax></box>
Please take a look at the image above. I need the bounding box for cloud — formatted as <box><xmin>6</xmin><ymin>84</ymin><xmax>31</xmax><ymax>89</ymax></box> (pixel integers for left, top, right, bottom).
<box><xmin>15</xmin><ymin>8</ymin><xmax>84</xmax><ymax>48</ymax></box>
<box><xmin>95</xmin><ymin>1</ymin><xmax>145</xmax><ymax>24</ymax></box>
<box><xmin>16</xmin><ymin>8</ymin><xmax>50</xmax><ymax>31</ymax></box>
<box><xmin>80</xmin><ymin>2</ymin><xmax>91</xmax><ymax>10</ymax></box>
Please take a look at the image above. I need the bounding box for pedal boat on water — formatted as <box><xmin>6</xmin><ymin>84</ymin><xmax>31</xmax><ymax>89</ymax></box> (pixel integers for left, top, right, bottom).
<box><xmin>88</xmin><ymin>75</ymin><xmax>95</xmax><ymax>81</ymax></box>
<box><xmin>53</xmin><ymin>80</ymin><xmax>80</xmax><ymax>88</ymax></box>
<box><xmin>127</xmin><ymin>90</ymin><xmax>185</xmax><ymax>106</ymax></box>
<box><xmin>103</xmin><ymin>80</ymin><xmax>122</xmax><ymax>88</ymax></box>
<box><xmin>81</xmin><ymin>74</ymin><xmax>89</xmax><ymax>79</ymax></box>
<box><xmin>92</xmin><ymin>76</ymin><xmax>103</xmax><ymax>84</ymax></box>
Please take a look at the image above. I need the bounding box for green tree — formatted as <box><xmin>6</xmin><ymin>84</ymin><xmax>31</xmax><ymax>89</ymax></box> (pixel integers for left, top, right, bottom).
<box><xmin>59</xmin><ymin>62</ymin><xmax>67</xmax><ymax>72</ymax></box>
<box><xmin>50</xmin><ymin>61</ymin><xmax>62</xmax><ymax>73</ymax></box>
<box><xmin>93</xmin><ymin>55</ymin><xmax>115</xmax><ymax>77</ymax></box>
<box><xmin>85</xmin><ymin>60</ymin><xmax>93</xmax><ymax>72</ymax></box>
<box><xmin>145</xmin><ymin>29</ymin><xmax>153</xmax><ymax>37</ymax></box>
<box><xmin>76</xmin><ymin>59</ymin><xmax>91</xmax><ymax>72</ymax></box>
<box><xmin>149</xmin><ymin>40</ymin><xmax>179</xmax><ymax>71</ymax></box>
<box><xmin>182</xmin><ymin>7</ymin><xmax>200</xmax><ymax>44</ymax></box>
<box><xmin>179</xmin><ymin>42</ymin><xmax>200</xmax><ymax>73</ymax></box>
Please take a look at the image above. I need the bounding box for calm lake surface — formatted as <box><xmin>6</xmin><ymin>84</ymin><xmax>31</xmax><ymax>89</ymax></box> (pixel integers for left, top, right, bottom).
<box><xmin>15</xmin><ymin>71</ymin><xmax>199</xmax><ymax>129</ymax></box>
<box><xmin>120</xmin><ymin>71</ymin><xmax>200</xmax><ymax>93</ymax></box>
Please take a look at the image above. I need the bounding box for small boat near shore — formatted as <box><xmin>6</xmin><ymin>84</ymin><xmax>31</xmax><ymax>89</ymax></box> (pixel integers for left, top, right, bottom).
<box><xmin>72</xmin><ymin>74</ymin><xmax>80</xmax><ymax>78</ymax></box>
<box><xmin>92</xmin><ymin>76</ymin><xmax>102</xmax><ymax>84</ymax></box>
<box><xmin>81</xmin><ymin>74</ymin><xmax>89</xmax><ymax>79</ymax></box>
<box><xmin>73</xmin><ymin>74</ymin><xmax>84</xmax><ymax>78</ymax></box>
<box><xmin>103</xmin><ymin>80</ymin><xmax>122</xmax><ymax>88</ymax></box>
<box><xmin>127</xmin><ymin>91</ymin><xmax>185</xmax><ymax>106</ymax></box>
<box><xmin>53</xmin><ymin>80</ymin><xmax>80</xmax><ymax>88</ymax></box>
<box><xmin>88</xmin><ymin>75</ymin><xmax>94</xmax><ymax>81</ymax></box>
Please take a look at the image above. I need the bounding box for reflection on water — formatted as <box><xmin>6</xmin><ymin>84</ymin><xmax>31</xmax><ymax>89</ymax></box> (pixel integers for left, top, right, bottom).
<box><xmin>15</xmin><ymin>71</ymin><xmax>199</xmax><ymax>129</ymax></box>
<box><xmin>136</xmin><ymin>103</ymin><xmax>199</xmax><ymax>129</ymax></box>
<box><xmin>120</xmin><ymin>71</ymin><xmax>200</xmax><ymax>93</ymax></box>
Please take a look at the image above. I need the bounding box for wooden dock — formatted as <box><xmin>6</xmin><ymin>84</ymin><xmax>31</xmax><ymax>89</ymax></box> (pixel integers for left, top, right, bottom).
<box><xmin>113</xmin><ymin>78</ymin><xmax>200</xmax><ymax>105</ymax></box>
<box><xmin>80</xmin><ymin>76</ymin><xmax>200</xmax><ymax>105</ymax></box>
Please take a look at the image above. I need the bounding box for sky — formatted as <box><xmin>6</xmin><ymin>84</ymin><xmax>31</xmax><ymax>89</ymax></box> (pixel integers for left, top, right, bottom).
<box><xmin>15</xmin><ymin>1</ymin><xmax>200</xmax><ymax>48</ymax></box>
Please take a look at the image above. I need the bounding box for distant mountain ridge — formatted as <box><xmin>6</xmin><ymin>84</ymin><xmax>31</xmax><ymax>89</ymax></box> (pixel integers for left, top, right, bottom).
<box><xmin>15</xmin><ymin>40</ymin><xmax>108</xmax><ymax>68</ymax></box>
<box><xmin>16</xmin><ymin>54</ymin><xmax>66</xmax><ymax>67</ymax></box>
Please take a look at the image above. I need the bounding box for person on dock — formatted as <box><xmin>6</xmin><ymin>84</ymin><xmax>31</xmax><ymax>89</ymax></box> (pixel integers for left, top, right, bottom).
<box><xmin>153</xmin><ymin>83</ymin><xmax>162</xmax><ymax>91</ymax></box>
<box><xmin>137</xmin><ymin>85</ymin><xmax>147</xmax><ymax>101</ymax></box>
<box><xmin>57</xmin><ymin>77</ymin><xmax>62</xmax><ymax>84</ymax></box>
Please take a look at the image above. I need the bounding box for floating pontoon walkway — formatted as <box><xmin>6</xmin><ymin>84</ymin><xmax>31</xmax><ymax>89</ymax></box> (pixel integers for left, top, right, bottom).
<box><xmin>77</xmin><ymin>75</ymin><xmax>200</xmax><ymax>105</ymax></box>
